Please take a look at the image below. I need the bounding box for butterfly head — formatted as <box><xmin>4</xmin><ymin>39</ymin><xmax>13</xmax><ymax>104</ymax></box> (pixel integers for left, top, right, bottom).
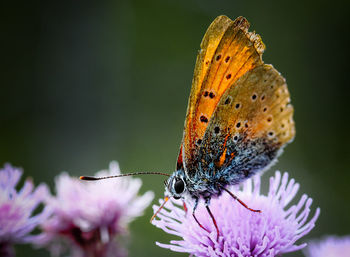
<box><xmin>164</xmin><ymin>169</ymin><xmax>187</xmax><ymax>200</ymax></box>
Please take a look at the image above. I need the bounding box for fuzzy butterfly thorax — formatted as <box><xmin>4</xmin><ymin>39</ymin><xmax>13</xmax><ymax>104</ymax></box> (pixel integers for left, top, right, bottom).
<box><xmin>167</xmin><ymin>15</ymin><xmax>295</xmax><ymax>202</ymax></box>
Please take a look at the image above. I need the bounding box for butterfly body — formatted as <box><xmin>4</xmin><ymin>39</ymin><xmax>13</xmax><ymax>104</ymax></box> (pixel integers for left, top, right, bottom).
<box><xmin>165</xmin><ymin>16</ymin><xmax>295</xmax><ymax>212</ymax></box>
<box><xmin>167</xmin><ymin>131</ymin><xmax>282</xmax><ymax>201</ymax></box>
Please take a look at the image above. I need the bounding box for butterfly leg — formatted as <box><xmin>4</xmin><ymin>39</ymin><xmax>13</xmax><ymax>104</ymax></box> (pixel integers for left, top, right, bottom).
<box><xmin>220</xmin><ymin>185</ymin><xmax>261</xmax><ymax>213</ymax></box>
<box><xmin>205</xmin><ymin>198</ymin><xmax>220</xmax><ymax>240</ymax></box>
<box><xmin>192</xmin><ymin>197</ymin><xmax>209</xmax><ymax>233</ymax></box>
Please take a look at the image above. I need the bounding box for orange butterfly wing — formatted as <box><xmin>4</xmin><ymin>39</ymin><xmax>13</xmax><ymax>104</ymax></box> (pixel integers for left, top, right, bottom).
<box><xmin>176</xmin><ymin>15</ymin><xmax>232</xmax><ymax>170</ymax></box>
<box><xmin>197</xmin><ymin>64</ymin><xmax>295</xmax><ymax>177</ymax></box>
<box><xmin>177</xmin><ymin>16</ymin><xmax>265</xmax><ymax>174</ymax></box>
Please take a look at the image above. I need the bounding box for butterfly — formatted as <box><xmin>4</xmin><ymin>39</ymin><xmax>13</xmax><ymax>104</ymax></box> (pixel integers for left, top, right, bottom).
<box><xmin>81</xmin><ymin>15</ymin><xmax>295</xmax><ymax>239</ymax></box>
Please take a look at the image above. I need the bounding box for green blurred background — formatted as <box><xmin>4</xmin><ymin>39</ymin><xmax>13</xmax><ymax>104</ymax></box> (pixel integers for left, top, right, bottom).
<box><xmin>1</xmin><ymin>0</ymin><xmax>349</xmax><ymax>256</ymax></box>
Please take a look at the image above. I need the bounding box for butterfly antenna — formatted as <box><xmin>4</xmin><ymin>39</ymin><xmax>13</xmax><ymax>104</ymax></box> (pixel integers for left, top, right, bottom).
<box><xmin>150</xmin><ymin>196</ymin><xmax>169</xmax><ymax>222</ymax></box>
<box><xmin>80</xmin><ymin>171</ymin><xmax>170</xmax><ymax>181</ymax></box>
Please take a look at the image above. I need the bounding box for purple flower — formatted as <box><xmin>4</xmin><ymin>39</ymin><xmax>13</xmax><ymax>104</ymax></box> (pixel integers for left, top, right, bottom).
<box><xmin>39</xmin><ymin>161</ymin><xmax>154</xmax><ymax>257</ymax></box>
<box><xmin>152</xmin><ymin>171</ymin><xmax>320</xmax><ymax>257</ymax></box>
<box><xmin>304</xmin><ymin>235</ymin><xmax>350</xmax><ymax>257</ymax></box>
<box><xmin>0</xmin><ymin>164</ymin><xmax>50</xmax><ymax>257</ymax></box>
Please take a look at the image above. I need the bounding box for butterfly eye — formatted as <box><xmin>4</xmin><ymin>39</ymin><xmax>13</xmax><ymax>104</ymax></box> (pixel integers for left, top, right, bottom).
<box><xmin>174</xmin><ymin>178</ymin><xmax>185</xmax><ymax>194</ymax></box>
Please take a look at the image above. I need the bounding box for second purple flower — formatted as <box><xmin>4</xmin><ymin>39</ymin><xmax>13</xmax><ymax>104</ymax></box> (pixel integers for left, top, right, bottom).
<box><xmin>39</xmin><ymin>162</ymin><xmax>154</xmax><ymax>257</ymax></box>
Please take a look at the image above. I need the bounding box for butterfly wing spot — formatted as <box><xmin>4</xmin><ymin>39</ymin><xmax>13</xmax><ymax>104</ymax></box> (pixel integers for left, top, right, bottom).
<box><xmin>233</xmin><ymin>135</ymin><xmax>239</xmax><ymax>142</ymax></box>
<box><xmin>260</xmin><ymin>94</ymin><xmax>265</xmax><ymax>101</ymax></box>
<box><xmin>263</xmin><ymin>107</ymin><xmax>268</xmax><ymax>112</ymax></box>
<box><xmin>267</xmin><ymin>116</ymin><xmax>272</xmax><ymax>123</ymax></box>
<box><xmin>225</xmin><ymin>56</ymin><xmax>230</xmax><ymax>63</ymax></box>
<box><xmin>235</xmin><ymin>103</ymin><xmax>241</xmax><ymax>109</ymax></box>
<box><xmin>224</xmin><ymin>96</ymin><xmax>232</xmax><ymax>105</ymax></box>
<box><xmin>214</xmin><ymin>126</ymin><xmax>220</xmax><ymax>134</ymax></box>
<box><xmin>204</xmin><ymin>91</ymin><xmax>216</xmax><ymax>98</ymax></box>
<box><xmin>251</xmin><ymin>93</ymin><xmax>257</xmax><ymax>101</ymax></box>
<box><xmin>244</xmin><ymin>122</ymin><xmax>249</xmax><ymax>128</ymax></box>
<box><xmin>215</xmin><ymin>54</ymin><xmax>222</xmax><ymax>61</ymax></box>
<box><xmin>236</xmin><ymin>122</ymin><xmax>241</xmax><ymax>128</ymax></box>
<box><xmin>268</xmin><ymin>131</ymin><xmax>275</xmax><ymax>137</ymax></box>
<box><xmin>196</xmin><ymin>139</ymin><xmax>202</xmax><ymax>145</ymax></box>
<box><xmin>200</xmin><ymin>115</ymin><xmax>209</xmax><ymax>123</ymax></box>
<box><xmin>280</xmin><ymin>107</ymin><xmax>284</xmax><ymax>112</ymax></box>
<box><xmin>226</xmin><ymin>74</ymin><xmax>232</xmax><ymax>79</ymax></box>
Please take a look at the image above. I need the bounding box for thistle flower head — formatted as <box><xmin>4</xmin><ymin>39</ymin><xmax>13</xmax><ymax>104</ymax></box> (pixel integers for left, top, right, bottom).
<box><xmin>304</xmin><ymin>235</ymin><xmax>350</xmax><ymax>257</ymax></box>
<box><xmin>0</xmin><ymin>164</ymin><xmax>50</xmax><ymax>256</ymax></box>
<box><xmin>152</xmin><ymin>171</ymin><xmax>320</xmax><ymax>257</ymax></box>
<box><xmin>40</xmin><ymin>161</ymin><xmax>154</xmax><ymax>257</ymax></box>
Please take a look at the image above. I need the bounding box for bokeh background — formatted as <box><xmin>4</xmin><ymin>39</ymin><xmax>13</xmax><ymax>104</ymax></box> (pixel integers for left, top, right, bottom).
<box><xmin>1</xmin><ymin>0</ymin><xmax>349</xmax><ymax>256</ymax></box>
